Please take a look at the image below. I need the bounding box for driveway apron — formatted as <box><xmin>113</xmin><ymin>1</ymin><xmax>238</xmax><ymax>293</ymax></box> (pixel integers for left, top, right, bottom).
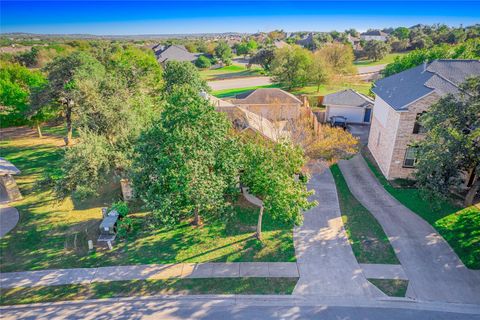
<box><xmin>338</xmin><ymin>155</ymin><xmax>480</xmax><ymax>304</ymax></box>
<box><xmin>293</xmin><ymin>169</ymin><xmax>384</xmax><ymax>298</ymax></box>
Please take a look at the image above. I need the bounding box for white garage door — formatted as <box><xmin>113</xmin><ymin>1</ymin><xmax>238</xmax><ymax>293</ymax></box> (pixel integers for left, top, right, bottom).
<box><xmin>328</xmin><ymin>106</ymin><xmax>365</xmax><ymax>123</ymax></box>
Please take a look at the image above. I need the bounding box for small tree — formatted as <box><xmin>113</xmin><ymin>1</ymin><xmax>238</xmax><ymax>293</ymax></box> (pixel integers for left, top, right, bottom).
<box><xmin>133</xmin><ymin>86</ymin><xmax>240</xmax><ymax>226</ymax></box>
<box><xmin>416</xmin><ymin>76</ymin><xmax>480</xmax><ymax>206</ymax></box>
<box><xmin>316</xmin><ymin>43</ymin><xmax>356</xmax><ymax>75</ymax></box>
<box><xmin>195</xmin><ymin>55</ymin><xmax>212</xmax><ymax>69</ymax></box>
<box><xmin>249</xmin><ymin>48</ymin><xmax>275</xmax><ymax>71</ymax></box>
<box><xmin>0</xmin><ymin>61</ymin><xmax>48</xmax><ymax>130</ymax></box>
<box><xmin>310</xmin><ymin>51</ymin><xmax>330</xmax><ymax>92</ymax></box>
<box><xmin>215</xmin><ymin>41</ymin><xmax>233</xmax><ymax>65</ymax></box>
<box><xmin>364</xmin><ymin>40</ymin><xmax>391</xmax><ymax>61</ymax></box>
<box><xmin>164</xmin><ymin>60</ymin><xmax>209</xmax><ymax>93</ymax></box>
<box><xmin>35</xmin><ymin>51</ymin><xmax>106</xmax><ymax>145</ymax></box>
<box><xmin>271</xmin><ymin>45</ymin><xmax>312</xmax><ymax>89</ymax></box>
<box><xmin>241</xmin><ymin>139</ymin><xmax>316</xmax><ymax>240</ymax></box>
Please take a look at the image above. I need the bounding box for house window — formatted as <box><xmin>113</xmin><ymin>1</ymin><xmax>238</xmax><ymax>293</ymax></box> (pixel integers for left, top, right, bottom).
<box><xmin>413</xmin><ymin>112</ymin><xmax>427</xmax><ymax>134</ymax></box>
<box><xmin>403</xmin><ymin>147</ymin><xmax>418</xmax><ymax>168</ymax></box>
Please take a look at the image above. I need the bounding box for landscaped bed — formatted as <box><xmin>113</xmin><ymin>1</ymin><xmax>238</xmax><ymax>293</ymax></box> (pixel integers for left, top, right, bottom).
<box><xmin>368</xmin><ymin>279</ymin><xmax>408</xmax><ymax>297</ymax></box>
<box><xmin>0</xmin><ymin>277</ymin><xmax>298</xmax><ymax>305</ymax></box>
<box><xmin>0</xmin><ymin>129</ymin><xmax>296</xmax><ymax>272</ymax></box>
<box><xmin>330</xmin><ymin>164</ymin><xmax>399</xmax><ymax>264</ymax></box>
<box><xmin>361</xmin><ymin>148</ymin><xmax>480</xmax><ymax>269</ymax></box>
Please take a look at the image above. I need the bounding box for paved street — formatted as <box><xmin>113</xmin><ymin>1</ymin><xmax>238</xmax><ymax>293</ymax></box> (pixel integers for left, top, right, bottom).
<box><xmin>338</xmin><ymin>155</ymin><xmax>480</xmax><ymax>304</ymax></box>
<box><xmin>208</xmin><ymin>76</ymin><xmax>272</xmax><ymax>91</ymax></box>
<box><xmin>293</xmin><ymin>169</ymin><xmax>383</xmax><ymax>297</ymax></box>
<box><xmin>1</xmin><ymin>295</ymin><xmax>479</xmax><ymax>320</ymax></box>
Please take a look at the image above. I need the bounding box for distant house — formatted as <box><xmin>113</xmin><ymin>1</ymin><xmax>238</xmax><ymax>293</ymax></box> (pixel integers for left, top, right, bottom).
<box><xmin>368</xmin><ymin>59</ymin><xmax>480</xmax><ymax>180</ymax></box>
<box><xmin>360</xmin><ymin>30</ymin><xmax>388</xmax><ymax>42</ymax></box>
<box><xmin>346</xmin><ymin>34</ymin><xmax>362</xmax><ymax>50</ymax></box>
<box><xmin>0</xmin><ymin>158</ymin><xmax>22</xmax><ymax>203</ymax></box>
<box><xmin>152</xmin><ymin>44</ymin><xmax>200</xmax><ymax>64</ymax></box>
<box><xmin>296</xmin><ymin>33</ymin><xmax>315</xmax><ymax>48</ymax></box>
<box><xmin>273</xmin><ymin>40</ymin><xmax>289</xmax><ymax>49</ymax></box>
<box><xmin>323</xmin><ymin>89</ymin><xmax>373</xmax><ymax>124</ymax></box>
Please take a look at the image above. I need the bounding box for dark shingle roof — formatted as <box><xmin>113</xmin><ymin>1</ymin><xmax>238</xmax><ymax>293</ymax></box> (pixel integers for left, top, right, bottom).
<box><xmin>323</xmin><ymin>89</ymin><xmax>373</xmax><ymax>107</ymax></box>
<box><xmin>361</xmin><ymin>30</ymin><xmax>388</xmax><ymax>36</ymax></box>
<box><xmin>372</xmin><ymin>59</ymin><xmax>480</xmax><ymax>110</ymax></box>
<box><xmin>154</xmin><ymin>45</ymin><xmax>199</xmax><ymax>63</ymax></box>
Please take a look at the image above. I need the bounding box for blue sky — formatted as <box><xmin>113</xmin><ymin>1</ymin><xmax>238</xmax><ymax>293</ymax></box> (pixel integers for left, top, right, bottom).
<box><xmin>1</xmin><ymin>1</ymin><xmax>479</xmax><ymax>35</ymax></box>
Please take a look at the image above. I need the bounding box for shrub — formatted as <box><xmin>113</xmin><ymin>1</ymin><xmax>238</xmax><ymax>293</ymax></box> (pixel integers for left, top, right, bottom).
<box><xmin>195</xmin><ymin>55</ymin><xmax>212</xmax><ymax>69</ymax></box>
<box><xmin>110</xmin><ymin>201</ymin><xmax>129</xmax><ymax>217</ymax></box>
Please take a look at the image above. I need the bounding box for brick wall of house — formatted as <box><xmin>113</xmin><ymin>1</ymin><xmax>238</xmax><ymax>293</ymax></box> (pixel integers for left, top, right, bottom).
<box><xmin>386</xmin><ymin>92</ymin><xmax>441</xmax><ymax>179</ymax></box>
<box><xmin>367</xmin><ymin>102</ymin><xmax>401</xmax><ymax>178</ymax></box>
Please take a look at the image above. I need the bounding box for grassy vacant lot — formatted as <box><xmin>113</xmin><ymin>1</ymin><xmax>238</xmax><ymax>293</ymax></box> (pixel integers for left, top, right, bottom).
<box><xmin>354</xmin><ymin>53</ymin><xmax>407</xmax><ymax>67</ymax></box>
<box><xmin>362</xmin><ymin>149</ymin><xmax>480</xmax><ymax>269</ymax></box>
<box><xmin>0</xmin><ymin>277</ymin><xmax>298</xmax><ymax>305</ymax></box>
<box><xmin>212</xmin><ymin>84</ymin><xmax>281</xmax><ymax>98</ymax></box>
<box><xmin>330</xmin><ymin>165</ymin><xmax>399</xmax><ymax>264</ymax></box>
<box><xmin>0</xmin><ymin>128</ymin><xmax>295</xmax><ymax>272</ymax></box>
<box><xmin>368</xmin><ymin>279</ymin><xmax>408</xmax><ymax>297</ymax></box>
<box><xmin>212</xmin><ymin>81</ymin><xmax>371</xmax><ymax>100</ymax></box>
<box><xmin>200</xmin><ymin>65</ymin><xmax>263</xmax><ymax>81</ymax></box>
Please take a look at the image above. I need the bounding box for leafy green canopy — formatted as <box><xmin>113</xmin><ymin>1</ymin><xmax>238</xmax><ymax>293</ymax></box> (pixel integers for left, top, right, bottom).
<box><xmin>383</xmin><ymin>38</ymin><xmax>480</xmax><ymax>77</ymax></box>
<box><xmin>416</xmin><ymin>76</ymin><xmax>480</xmax><ymax>206</ymax></box>
<box><xmin>132</xmin><ymin>86</ymin><xmax>240</xmax><ymax>225</ymax></box>
<box><xmin>241</xmin><ymin>140</ymin><xmax>316</xmax><ymax>225</ymax></box>
<box><xmin>0</xmin><ymin>62</ymin><xmax>47</xmax><ymax>127</ymax></box>
<box><xmin>164</xmin><ymin>60</ymin><xmax>209</xmax><ymax>93</ymax></box>
<box><xmin>52</xmin><ymin>46</ymin><xmax>164</xmax><ymax>198</ymax></box>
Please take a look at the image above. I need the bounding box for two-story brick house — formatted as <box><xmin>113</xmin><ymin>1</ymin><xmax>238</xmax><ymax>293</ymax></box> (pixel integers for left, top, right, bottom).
<box><xmin>367</xmin><ymin>59</ymin><xmax>480</xmax><ymax>180</ymax></box>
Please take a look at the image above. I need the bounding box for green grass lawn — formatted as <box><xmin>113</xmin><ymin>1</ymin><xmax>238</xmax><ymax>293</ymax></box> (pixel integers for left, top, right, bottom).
<box><xmin>330</xmin><ymin>165</ymin><xmax>399</xmax><ymax>264</ymax></box>
<box><xmin>212</xmin><ymin>84</ymin><xmax>281</xmax><ymax>98</ymax></box>
<box><xmin>354</xmin><ymin>53</ymin><xmax>407</xmax><ymax>67</ymax></box>
<box><xmin>290</xmin><ymin>82</ymin><xmax>372</xmax><ymax>97</ymax></box>
<box><xmin>0</xmin><ymin>277</ymin><xmax>298</xmax><ymax>305</ymax></box>
<box><xmin>0</xmin><ymin>130</ymin><xmax>295</xmax><ymax>272</ymax></box>
<box><xmin>361</xmin><ymin>149</ymin><xmax>480</xmax><ymax>269</ymax></box>
<box><xmin>368</xmin><ymin>279</ymin><xmax>408</xmax><ymax>297</ymax></box>
<box><xmin>211</xmin><ymin>82</ymin><xmax>372</xmax><ymax>100</ymax></box>
<box><xmin>200</xmin><ymin>65</ymin><xmax>263</xmax><ymax>81</ymax></box>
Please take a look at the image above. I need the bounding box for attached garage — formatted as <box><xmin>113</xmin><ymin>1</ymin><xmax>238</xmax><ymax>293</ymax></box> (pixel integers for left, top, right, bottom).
<box><xmin>324</xmin><ymin>89</ymin><xmax>373</xmax><ymax>124</ymax></box>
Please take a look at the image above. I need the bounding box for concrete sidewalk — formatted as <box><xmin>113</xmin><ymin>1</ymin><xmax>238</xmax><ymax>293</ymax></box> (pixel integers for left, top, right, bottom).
<box><xmin>0</xmin><ymin>262</ymin><xmax>299</xmax><ymax>288</ymax></box>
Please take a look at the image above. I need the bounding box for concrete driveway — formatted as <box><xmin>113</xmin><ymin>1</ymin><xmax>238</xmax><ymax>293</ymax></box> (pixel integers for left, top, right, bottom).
<box><xmin>338</xmin><ymin>155</ymin><xmax>480</xmax><ymax>304</ymax></box>
<box><xmin>293</xmin><ymin>168</ymin><xmax>383</xmax><ymax>297</ymax></box>
<box><xmin>347</xmin><ymin>124</ymin><xmax>370</xmax><ymax>146</ymax></box>
<box><xmin>208</xmin><ymin>76</ymin><xmax>271</xmax><ymax>91</ymax></box>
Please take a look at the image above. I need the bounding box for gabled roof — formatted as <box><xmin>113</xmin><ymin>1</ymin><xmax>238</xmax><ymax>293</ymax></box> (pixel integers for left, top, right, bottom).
<box><xmin>0</xmin><ymin>158</ymin><xmax>20</xmax><ymax>175</ymax></box>
<box><xmin>154</xmin><ymin>44</ymin><xmax>199</xmax><ymax>63</ymax></box>
<box><xmin>231</xmin><ymin>88</ymin><xmax>302</xmax><ymax>105</ymax></box>
<box><xmin>273</xmin><ymin>40</ymin><xmax>289</xmax><ymax>49</ymax></box>
<box><xmin>372</xmin><ymin>59</ymin><xmax>480</xmax><ymax>111</ymax></box>
<box><xmin>323</xmin><ymin>89</ymin><xmax>373</xmax><ymax>108</ymax></box>
<box><xmin>361</xmin><ymin>30</ymin><xmax>388</xmax><ymax>37</ymax></box>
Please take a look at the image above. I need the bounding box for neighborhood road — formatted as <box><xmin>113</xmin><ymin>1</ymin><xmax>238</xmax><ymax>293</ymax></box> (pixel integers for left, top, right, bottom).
<box><xmin>293</xmin><ymin>169</ymin><xmax>383</xmax><ymax>297</ymax></box>
<box><xmin>2</xmin><ymin>296</ymin><xmax>480</xmax><ymax>320</ymax></box>
<box><xmin>338</xmin><ymin>155</ymin><xmax>480</xmax><ymax>304</ymax></box>
<box><xmin>208</xmin><ymin>76</ymin><xmax>272</xmax><ymax>91</ymax></box>
<box><xmin>207</xmin><ymin>65</ymin><xmax>385</xmax><ymax>91</ymax></box>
